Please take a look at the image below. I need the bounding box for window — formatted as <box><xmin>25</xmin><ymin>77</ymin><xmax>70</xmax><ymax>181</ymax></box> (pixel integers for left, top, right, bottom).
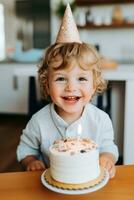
<box><xmin>0</xmin><ymin>4</ymin><xmax>5</xmax><ymax>61</ymax></box>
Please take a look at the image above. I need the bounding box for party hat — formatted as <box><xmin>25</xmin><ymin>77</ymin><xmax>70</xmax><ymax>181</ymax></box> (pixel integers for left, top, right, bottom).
<box><xmin>56</xmin><ymin>3</ymin><xmax>81</xmax><ymax>44</ymax></box>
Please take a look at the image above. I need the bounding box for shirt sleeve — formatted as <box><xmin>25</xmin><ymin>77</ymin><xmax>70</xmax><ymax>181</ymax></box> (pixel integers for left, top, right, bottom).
<box><xmin>99</xmin><ymin>114</ymin><xmax>119</xmax><ymax>162</ymax></box>
<box><xmin>16</xmin><ymin>115</ymin><xmax>41</xmax><ymax>162</ymax></box>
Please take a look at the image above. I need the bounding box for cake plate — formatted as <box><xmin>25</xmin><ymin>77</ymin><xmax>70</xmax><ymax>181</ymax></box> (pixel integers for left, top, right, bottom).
<box><xmin>41</xmin><ymin>169</ymin><xmax>109</xmax><ymax>195</ymax></box>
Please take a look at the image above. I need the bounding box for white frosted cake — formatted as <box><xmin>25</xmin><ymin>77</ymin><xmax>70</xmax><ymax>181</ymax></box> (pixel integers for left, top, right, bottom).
<box><xmin>49</xmin><ymin>138</ymin><xmax>100</xmax><ymax>184</ymax></box>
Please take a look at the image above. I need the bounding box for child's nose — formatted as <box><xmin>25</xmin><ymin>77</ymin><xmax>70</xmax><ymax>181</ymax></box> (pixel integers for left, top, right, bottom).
<box><xmin>65</xmin><ymin>80</ymin><xmax>76</xmax><ymax>92</ymax></box>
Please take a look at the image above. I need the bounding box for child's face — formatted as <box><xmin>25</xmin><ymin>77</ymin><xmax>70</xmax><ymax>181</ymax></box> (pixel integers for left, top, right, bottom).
<box><xmin>47</xmin><ymin>61</ymin><xmax>95</xmax><ymax>122</ymax></box>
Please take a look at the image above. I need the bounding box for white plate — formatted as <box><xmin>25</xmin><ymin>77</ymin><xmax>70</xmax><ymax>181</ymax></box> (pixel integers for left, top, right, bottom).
<box><xmin>41</xmin><ymin>169</ymin><xmax>109</xmax><ymax>195</ymax></box>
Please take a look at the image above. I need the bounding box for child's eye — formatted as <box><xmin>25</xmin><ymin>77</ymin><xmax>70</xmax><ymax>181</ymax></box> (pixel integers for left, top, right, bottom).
<box><xmin>55</xmin><ymin>77</ymin><xmax>66</xmax><ymax>81</ymax></box>
<box><xmin>78</xmin><ymin>77</ymin><xmax>88</xmax><ymax>81</ymax></box>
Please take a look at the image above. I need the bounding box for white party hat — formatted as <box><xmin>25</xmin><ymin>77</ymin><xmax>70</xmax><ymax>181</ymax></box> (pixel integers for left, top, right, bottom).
<box><xmin>56</xmin><ymin>3</ymin><xmax>81</xmax><ymax>44</ymax></box>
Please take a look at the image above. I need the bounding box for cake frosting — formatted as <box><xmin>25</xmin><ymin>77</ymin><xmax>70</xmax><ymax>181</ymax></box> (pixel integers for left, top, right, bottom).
<box><xmin>49</xmin><ymin>138</ymin><xmax>100</xmax><ymax>184</ymax></box>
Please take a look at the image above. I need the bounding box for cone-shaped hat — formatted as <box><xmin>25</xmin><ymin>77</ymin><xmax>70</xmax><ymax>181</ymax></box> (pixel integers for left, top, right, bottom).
<box><xmin>56</xmin><ymin>3</ymin><xmax>81</xmax><ymax>44</ymax></box>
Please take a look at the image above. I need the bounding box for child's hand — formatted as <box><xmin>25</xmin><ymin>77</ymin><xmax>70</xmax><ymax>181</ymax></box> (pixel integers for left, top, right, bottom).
<box><xmin>21</xmin><ymin>156</ymin><xmax>46</xmax><ymax>171</ymax></box>
<box><xmin>26</xmin><ymin>160</ymin><xmax>46</xmax><ymax>171</ymax></box>
<box><xmin>99</xmin><ymin>153</ymin><xmax>116</xmax><ymax>179</ymax></box>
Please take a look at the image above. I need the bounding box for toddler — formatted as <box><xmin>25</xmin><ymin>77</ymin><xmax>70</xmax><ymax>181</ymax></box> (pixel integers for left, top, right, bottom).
<box><xmin>17</xmin><ymin>42</ymin><xmax>118</xmax><ymax>178</ymax></box>
<box><xmin>17</xmin><ymin>3</ymin><xmax>118</xmax><ymax>178</ymax></box>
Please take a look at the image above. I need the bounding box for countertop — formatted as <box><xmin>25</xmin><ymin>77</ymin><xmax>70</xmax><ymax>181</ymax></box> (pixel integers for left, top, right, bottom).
<box><xmin>1</xmin><ymin>62</ymin><xmax>134</xmax><ymax>80</ymax></box>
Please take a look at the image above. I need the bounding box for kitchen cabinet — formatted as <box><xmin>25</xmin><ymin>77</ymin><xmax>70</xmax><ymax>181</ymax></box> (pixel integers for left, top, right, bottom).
<box><xmin>0</xmin><ymin>63</ymin><xmax>29</xmax><ymax>114</ymax></box>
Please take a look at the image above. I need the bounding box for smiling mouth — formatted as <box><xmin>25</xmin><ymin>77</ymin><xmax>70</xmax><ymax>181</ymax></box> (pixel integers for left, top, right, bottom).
<box><xmin>62</xmin><ymin>96</ymin><xmax>81</xmax><ymax>101</ymax></box>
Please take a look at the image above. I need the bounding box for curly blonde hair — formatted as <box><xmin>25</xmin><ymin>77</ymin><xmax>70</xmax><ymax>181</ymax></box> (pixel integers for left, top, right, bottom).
<box><xmin>38</xmin><ymin>42</ymin><xmax>107</xmax><ymax>99</ymax></box>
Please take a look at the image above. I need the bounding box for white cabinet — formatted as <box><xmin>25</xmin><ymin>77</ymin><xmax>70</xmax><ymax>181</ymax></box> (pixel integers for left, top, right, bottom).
<box><xmin>0</xmin><ymin>64</ymin><xmax>29</xmax><ymax>114</ymax></box>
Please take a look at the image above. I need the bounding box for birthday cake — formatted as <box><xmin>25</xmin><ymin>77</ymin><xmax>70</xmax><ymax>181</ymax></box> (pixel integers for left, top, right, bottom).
<box><xmin>49</xmin><ymin>138</ymin><xmax>100</xmax><ymax>184</ymax></box>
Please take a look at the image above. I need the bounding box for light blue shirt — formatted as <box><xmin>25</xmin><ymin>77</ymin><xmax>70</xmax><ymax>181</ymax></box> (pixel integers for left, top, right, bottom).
<box><xmin>17</xmin><ymin>103</ymin><xmax>119</xmax><ymax>166</ymax></box>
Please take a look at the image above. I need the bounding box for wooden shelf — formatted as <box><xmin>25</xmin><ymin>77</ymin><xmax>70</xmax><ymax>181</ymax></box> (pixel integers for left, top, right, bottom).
<box><xmin>78</xmin><ymin>22</ymin><xmax>134</xmax><ymax>29</ymax></box>
<box><xmin>76</xmin><ymin>0</ymin><xmax>134</xmax><ymax>6</ymax></box>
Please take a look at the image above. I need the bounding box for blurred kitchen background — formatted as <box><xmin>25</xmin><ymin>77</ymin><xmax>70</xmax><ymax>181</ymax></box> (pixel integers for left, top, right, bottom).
<box><xmin>1</xmin><ymin>0</ymin><xmax>134</xmax><ymax>172</ymax></box>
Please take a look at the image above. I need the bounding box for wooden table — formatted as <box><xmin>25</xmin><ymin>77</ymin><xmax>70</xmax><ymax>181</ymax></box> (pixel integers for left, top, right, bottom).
<box><xmin>0</xmin><ymin>165</ymin><xmax>133</xmax><ymax>200</ymax></box>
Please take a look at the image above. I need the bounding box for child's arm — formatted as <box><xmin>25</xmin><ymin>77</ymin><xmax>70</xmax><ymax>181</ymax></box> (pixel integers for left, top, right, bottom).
<box><xmin>99</xmin><ymin>152</ymin><xmax>116</xmax><ymax>179</ymax></box>
<box><xmin>21</xmin><ymin>155</ymin><xmax>46</xmax><ymax>171</ymax></box>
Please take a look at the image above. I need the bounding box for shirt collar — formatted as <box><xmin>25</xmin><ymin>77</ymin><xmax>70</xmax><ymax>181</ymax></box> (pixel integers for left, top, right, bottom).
<box><xmin>50</xmin><ymin>103</ymin><xmax>89</xmax><ymax>129</ymax></box>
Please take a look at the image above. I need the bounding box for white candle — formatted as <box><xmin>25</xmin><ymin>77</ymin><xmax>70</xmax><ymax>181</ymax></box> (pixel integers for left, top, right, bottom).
<box><xmin>77</xmin><ymin>123</ymin><xmax>82</xmax><ymax>141</ymax></box>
